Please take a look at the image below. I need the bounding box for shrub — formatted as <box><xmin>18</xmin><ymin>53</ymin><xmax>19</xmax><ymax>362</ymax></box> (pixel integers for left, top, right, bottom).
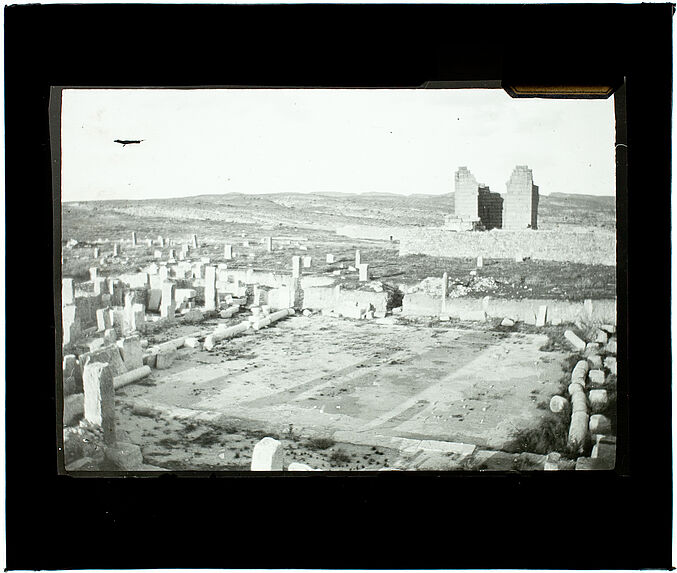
<box><xmin>329</xmin><ymin>448</ymin><xmax>351</xmax><ymax>465</ymax></box>
<box><xmin>306</xmin><ymin>437</ymin><xmax>336</xmax><ymax>450</ymax></box>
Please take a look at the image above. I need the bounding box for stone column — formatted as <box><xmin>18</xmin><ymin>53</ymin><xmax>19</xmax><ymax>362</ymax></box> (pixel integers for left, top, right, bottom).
<box><xmin>159</xmin><ymin>266</ymin><xmax>169</xmax><ymax>282</ymax></box>
<box><xmin>191</xmin><ymin>234</ymin><xmax>199</xmax><ymax>248</ymax></box>
<box><xmin>89</xmin><ymin>267</ymin><xmax>98</xmax><ymax>282</ymax></box>
<box><xmin>355</xmin><ymin>250</ymin><xmax>361</xmax><ymax>267</ymax></box>
<box><xmin>93</xmin><ymin>277</ymin><xmax>108</xmax><ymax>296</ymax></box>
<box><xmin>96</xmin><ymin>308</ymin><xmax>111</xmax><ymax>331</ymax></box>
<box><xmin>131</xmin><ymin>231</ymin><xmax>137</xmax><ymax>246</ymax></box>
<box><xmin>291</xmin><ymin>256</ymin><xmax>301</xmax><ymax>278</ymax></box>
<box><xmin>93</xmin><ymin>247</ymin><xmax>100</xmax><ymax>258</ymax></box>
<box><xmin>224</xmin><ymin>244</ymin><xmax>233</xmax><ymax>260</ymax></box>
<box><xmin>358</xmin><ymin>263</ymin><xmax>369</xmax><ymax>282</ymax></box>
<box><xmin>146</xmin><ymin>239</ymin><xmax>153</xmax><ymax>247</ymax></box>
<box><xmin>303</xmin><ymin>256</ymin><xmax>312</xmax><ymax>268</ymax></box>
<box><xmin>476</xmin><ymin>256</ymin><xmax>483</xmax><ymax>268</ymax></box>
<box><xmin>83</xmin><ymin>362</ymin><xmax>116</xmax><ymax>446</ymax></box>
<box><xmin>62</xmin><ymin>279</ymin><xmax>75</xmax><ymax>306</ymax></box>
<box><xmin>326</xmin><ymin>254</ymin><xmax>335</xmax><ymax>264</ymax></box>
<box><xmin>161</xmin><ymin>281</ymin><xmax>176</xmax><ymax>318</ymax></box>
<box><xmin>168</xmin><ymin>249</ymin><xmax>176</xmax><ymax>260</ymax></box>
<box><xmin>113</xmin><ymin>243</ymin><xmax>119</xmax><ymax>257</ymax></box>
<box><xmin>131</xmin><ymin>303</ymin><xmax>146</xmax><ymax>331</ymax></box>
<box><xmin>204</xmin><ymin>266</ymin><xmax>217</xmax><ymax>311</ymax></box>
<box><xmin>158</xmin><ymin>236</ymin><xmax>165</xmax><ymax>247</ymax></box>
<box><xmin>441</xmin><ymin>272</ymin><xmax>448</xmax><ymax>314</ymax></box>
<box><xmin>265</xmin><ymin>236</ymin><xmax>273</xmax><ymax>252</ymax></box>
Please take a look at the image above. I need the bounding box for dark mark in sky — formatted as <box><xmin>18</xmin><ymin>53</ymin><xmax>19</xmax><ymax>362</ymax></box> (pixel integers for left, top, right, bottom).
<box><xmin>114</xmin><ymin>139</ymin><xmax>144</xmax><ymax>146</ymax></box>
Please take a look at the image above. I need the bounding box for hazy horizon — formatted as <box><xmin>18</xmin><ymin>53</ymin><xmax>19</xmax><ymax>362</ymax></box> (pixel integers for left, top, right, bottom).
<box><xmin>61</xmin><ymin>89</ymin><xmax>616</xmax><ymax>202</ymax></box>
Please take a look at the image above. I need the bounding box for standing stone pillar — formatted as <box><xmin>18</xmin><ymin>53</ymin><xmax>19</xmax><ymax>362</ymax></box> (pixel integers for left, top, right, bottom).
<box><xmin>358</xmin><ymin>264</ymin><xmax>369</xmax><ymax>282</ymax></box>
<box><xmin>303</xmin><ymin>256</ymin><xmax>312</xmax><ymax>268</ymax></box>
<box><xmin>441</xmin><ymin>272</ymin><xmax>448</xmax><ymax>314</ymax></box>
<box><xmin>326</xmin><ymin>254</ymin><xmax>335</xmax><ymax>264</ymax></box>
<box><xmin>93</xmin><ymin>247</ymin><xmax>100</xmax><ymax>258</ymax></box>
<box><xmin>265</xmin><ymin>237</ymin><xmax>273</xmax><ymax>252</ymax></box>
<box><xmin>161</xmin><ymin>281</ymin><xmax>176</xmax><ymax>318</ymax></box>
<box><xmin>96</xmin><ymin>308</ymin><xmax>111</xmax><ymax>331</ymax></box>
<box><xmin>224</xmin><ymin>244</ymin><xmax>233</xmax><ymax>260</ymax></box>
<box><xmin>355</xmin><ymin>250</ymin><xmax>361</xmax><ymax>267</ymax></box>
<box><xmin>82</xmin><ymin>362</ymin><xmax>116</xmax><ymax>446</ymax></box>
<box><xmin>158</xmin><ymin>236</ymin><xmax>165</xmax><ymax>247</ymax></box>
<box><xmin>89</xmin><ymin>267</ymin><xmax>98</xmax><ymax>282</ymax></box>
<box><xmin>476</xmin><ymin>256</ymin><xmax>483</xmax><ymax>268</ymax></box>
<box><xmin>131</xmin><ymin>231</ymin><xmax>137</xmax><ymax>246</ymax></box>
<box><xmin>168</xmin><ymin>249</ymin><xmax>176</xmax><ymax>260</ymax></box>
<box><xmin>62</xmin><ymin>278</ymin><xmax>75</xmax><ymax>306</ymax></box>
<box><xmin>291</xmin><ymin>256</ymin><xmax>301</xmax><ymax>279</ymax></box>
<box><xmin>113</xmin><ymin>243</ymin><xmax>119</xmax><ymax>257</ymax></box>
<box><xmin>131</xmin><ymin>303</ymin><xmax>146</xmax><ymax>331</ymax></box>
<box><xmin>93</xmin><ymin>277</ymin><xmax>109</xmax><ymax>296</ymax></box>
<box><xmin>146</xmin><ymin>239</ymin><xmax>153</xmax><ymax>247</ymax></box>
<box><xmin>62</xmin><ymin>305</ymin><xmax>81</xmax><ymax>346</ymax></box>
<box><xmin>204</xmin><ymin>266</ymin><xmax>217</xmax><ymax>311</ymax></box>
<box><xmin>159</xmin><ymin>266</ymin><xmax>169</xmax><ymax>282</ymax></box>
<box><xmin>191</xmin><ymin>234</ymin><xmax>199</xmax><ymax>249</ymax></box>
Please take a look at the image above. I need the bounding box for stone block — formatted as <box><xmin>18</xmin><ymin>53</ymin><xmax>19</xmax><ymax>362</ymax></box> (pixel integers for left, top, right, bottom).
<box><xmin>604</xmin><ymin>356</ymin><xmax>617</xmax><ymax>375</ymax></box>
<box><xmin>564</xmin><ymin>330</ymin><xmax>586</xmax><ymax>351</ymax></box>
<box><xmin>156</xmin><ymin>348</ymin><xmax>176</xmax><ymax>370</ymax></box>
<box><xmin>63</xmin><ymin>354</ymin><xmax>83</xmax><ymax>396</ymax></box>
<box><xmin>588</xmin><ymin>369</ymin><xmax>606</xmax><ymax>387</ymax></box>
<box><xmin>587</xmin><ymin>354</ymin><xmax>603</xmax><ymax>370</ymax></box>
<box><xmin>600</xmin><ymin>324</ymin><xmax>616</xmax><ymax>335</ymax></box>
<box><xmin>82</xmin><ymin>362</ymin><xmax>116</xmax><ymax>446</ymax></box>
<box><xmin>476</xmin><ymin>256</ymin><xmax>483</xmax><ymax>268</ymax></box>
<box><xmin>96</xmin><ymin>308</ymin><xmax>111</xmax><ymax>332</ymax></box>
<box><xmin>147</xmin><ymin>289</ymin><xmax>162</xmax><ymax>312</ymax></box>
<box><xmin>589</xmin><ymin>414</ymin><xmax>612</xmax><ymax>434</ymax></box>
<box><xmin>326</xmin><ymin>254</ymin><xmax>335</xmax><ymax>263</ymax></box>
<box><xmin>501</xmin><ymin>317</ymin><xmax>515</xmax><ymax>327</ymax></box>
<box><xmin>104</xmin><ymin>442</ymin><xmax>144</xmax><ymax>470</ymax></box>
<box><xmin>588</xmin><ymin>389</ymin><xmax>608</xmax><ymax>412</ymax></box>
<box><xmin>595</xmin><ymin>329</ymin><xmax>609</xmax><ymax>344</ymax></box>
<box><xmin>79</xmin><ymin>344</ymin><xmax>127</xmax><ymax>377</ymax></box>
<box><xmin>117</xmin><ymin>336</ymin><xmax>144</xmax><ymax>371</ymax></box>
<box><xmin>143</xmin><ymin>352</ymin><xmax>158</xmax><ymax>368</ymax></box>
<box><xmin>251</xmin><ymin>437</ymin><xmax>284</xmax><ymax>471</ymax></box>
<box><xmin>549</xmin><ymin>395</ymin><xmax>569</xmax><ymax>413</ymax></box>
<box><xmin>544</xmin><ymin>452</ymin><xmax>561</xmax><ymax>471</ymax></box>
<box><xmin>183</xmin><ymin>309</ymin><xmax>204</xmax><ymax>323</ymax></box>
<box><xmin>606</xmin><ymin>338</ymin><xmax>617</xmax><ymax>355</ymax></box>
<box><xmin>287</xmin><ymin>462</ymin><xmax>315</xmax><ymax>471</ymax></box>
<box><xmin>535</xmin><ymin>305</ymin><xmax>547</xmax><ymax>327</ymax></box>
<box><xmin>184</xmin><ymin>337</ymin><xmax>200</xmax><ymax>348</ymax></box>
<box><xmin>62</xmin><ymin>278</ymin><xmax>75</xmax><ymax>305</ymax></box>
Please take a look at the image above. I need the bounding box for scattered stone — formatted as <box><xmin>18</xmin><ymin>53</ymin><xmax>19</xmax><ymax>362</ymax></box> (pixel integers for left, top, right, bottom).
<box><xmin>544</xmin><ymin>452</ymin><xmax>561</xmax><ymax>471</ymax></box>
<box><xmin>588</xmin><ymin>389</ymin><xmax>609</xmax><ymax>412</ymax></box>
<box><xmin>183</xmin><ymin>309</ymin><xmax>204</xmax><ymax>323</ymax></box>
<box><xmin>589</xmin><ymin>414</ymin><xmax>612</xmax><ymax>434</ymax></box>
<box><xmin>587</xmin><ymin>354</ymin><xmax>603</xmax><ymax>370</ymax></box>
<box><xmin>302</xmin><ymin>309</ymin><xmax>313</xmax><ymax>317</ymax></box>
<box><xmin>392</xmin><ymin>307</ymin><xmax>403</xmax><ymax>314</ymax></box>
<box><xmin>184</xmin><ymin>337</ymin><xmax>200</xmax><ymax>348</ymax></box>
<box><xmin>501</xmin><ymin>317</ymin><xmax>515</xmax><ymax>327</ymax></box>
<box><xmin>251</xmin><ymin>437</ymin><xmax>284</xmax><ymax>471</ymax></box>
<box><xmin>549</xmin><ymin>395</ymin><xmax>569</xmax><ymax>413</ymax></box>
<box><xmin>604</xmin><ymin>356</ymin><xmax>617</xmax><ymax>375</ymax></box>
<box><xmin>287</xmin><ymin>462</ymin><xmax>315</xmax><ymax>471</ymax></box>
<box><xmin>156</xmin><ymin>349</ymin><xmax>176</xmax><ymax>370</ymax></box>
<box><xmin>564</xmin><ymin>330</ymin><xmax>586</xmax><ymax>351</ymax></box>
<box><xmin>104</xmin><ymin>442</ymin><xmax>144</xmax><ymax>470</ymax></box>
<box><xmin>600</xmin><ymin>324</ymin><xmax>616</xmax><ymax>335</ymax></box>
<box><xmin>606</xmin><ymin>338</ymin><xmax>617</xmax><ymax>355</ymax></box>
<box><xmin>594</xmin><ymin>329</ymin><xmax>609</xmax><ymax>344</ymax></box>
<box><xmin>588</xmin><ymin>369</ymin><xmax>606</xmax><ymax>387</ymax></box>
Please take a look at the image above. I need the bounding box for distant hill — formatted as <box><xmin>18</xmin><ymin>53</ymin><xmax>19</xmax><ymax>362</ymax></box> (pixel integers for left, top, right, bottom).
<box><xmin>63</xmin><ymin>190</ymin><xmax>616</xmax><ymax>233</ymax></box>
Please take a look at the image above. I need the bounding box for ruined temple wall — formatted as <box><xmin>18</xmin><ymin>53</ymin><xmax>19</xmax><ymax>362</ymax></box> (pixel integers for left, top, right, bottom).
<box><xmin>455</xmin><ymin>167</ymin><xmax>480</xmax><ymax>221</ymax></box>
<box><xmin>399</xmin><ymin>228</ymin><xmax>616</xmax><ymax>265</ymax></box>
<box><xmin>503</xmin><ymin>166</ymin><xmax>539</xmax><ymax>230</ymax></box>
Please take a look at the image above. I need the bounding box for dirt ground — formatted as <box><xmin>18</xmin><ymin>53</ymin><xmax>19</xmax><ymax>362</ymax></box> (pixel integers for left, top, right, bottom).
<box><xmin>111</xmin><ymin>315</ymin><xmax>567</xmax><ymax>471</ymax></box>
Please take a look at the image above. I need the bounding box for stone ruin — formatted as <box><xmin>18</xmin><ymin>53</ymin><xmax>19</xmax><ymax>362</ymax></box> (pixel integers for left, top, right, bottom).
<box><xmin>503</xmin><ymin>165</ymin><xmax>539</xmax><ymax>230</ymax></box>
<box><xmin>444</xmin><ymin>165</ymin><xmax>538</xmax><ymax>231</ymax></box>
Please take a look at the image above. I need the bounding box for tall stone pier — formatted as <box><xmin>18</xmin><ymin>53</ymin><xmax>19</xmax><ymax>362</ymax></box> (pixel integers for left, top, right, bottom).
<box><xmin>503</xmin><ymin>165</ymin><xmax>539</xmax><ymax>230</ymax></box>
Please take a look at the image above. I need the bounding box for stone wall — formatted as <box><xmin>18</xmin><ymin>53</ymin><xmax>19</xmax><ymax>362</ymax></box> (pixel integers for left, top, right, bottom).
<box><xmin>455</xmin><ymin>166</ymin><xmax>479</xmax><ymax>221</ymax></box>
<box><xmin>399</xmin><ymin>228</ymin><xmax>616</xmax><ymax>266</ymax></box>
<box><xmin>503</xmin><ymin>166</ymin><xmax>539</xmax><ymax>230</ymax></box>
<box><xmin>403</xmin><ymin>293</ymin><xmax>617</xmax><ymax>324</ymax></box>
<box><xmin>335</xmin><ymin>224</ymin><xmax>402</xmax><ymax>241</ymax></box>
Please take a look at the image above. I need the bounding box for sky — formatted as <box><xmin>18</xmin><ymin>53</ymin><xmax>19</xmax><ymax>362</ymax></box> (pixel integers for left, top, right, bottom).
<box><xmin>61</xmin><ymin>88</ymin><xmax>616</xmax><ymax>202</ymax></box>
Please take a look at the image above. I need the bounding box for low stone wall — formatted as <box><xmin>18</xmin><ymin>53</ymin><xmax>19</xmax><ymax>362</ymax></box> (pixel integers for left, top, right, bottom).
<box><xmin>402</xmin><ymin>293</ymin><xmax>617</xmax><ymax>324</ymax></box>
<box><xmin>399</xmin><ymin>228</ymin><xmax>616</xmax><ymax>266</ymax></box>
<box><xmin>335</xmin><ymin>225</ymin><xmax>402</xmax><ymax>242</ymax></box>
<box><xmin>303</xmin><ymin>286</ymin><xmax>389</xmax><ymax>314</ymax></box>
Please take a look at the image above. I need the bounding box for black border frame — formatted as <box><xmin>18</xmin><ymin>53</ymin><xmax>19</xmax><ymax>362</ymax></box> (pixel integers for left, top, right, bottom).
<box><xmin>6</xmin><ymin>3</ymin><xmax>673</xmax><ymax>569</ymax></box>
